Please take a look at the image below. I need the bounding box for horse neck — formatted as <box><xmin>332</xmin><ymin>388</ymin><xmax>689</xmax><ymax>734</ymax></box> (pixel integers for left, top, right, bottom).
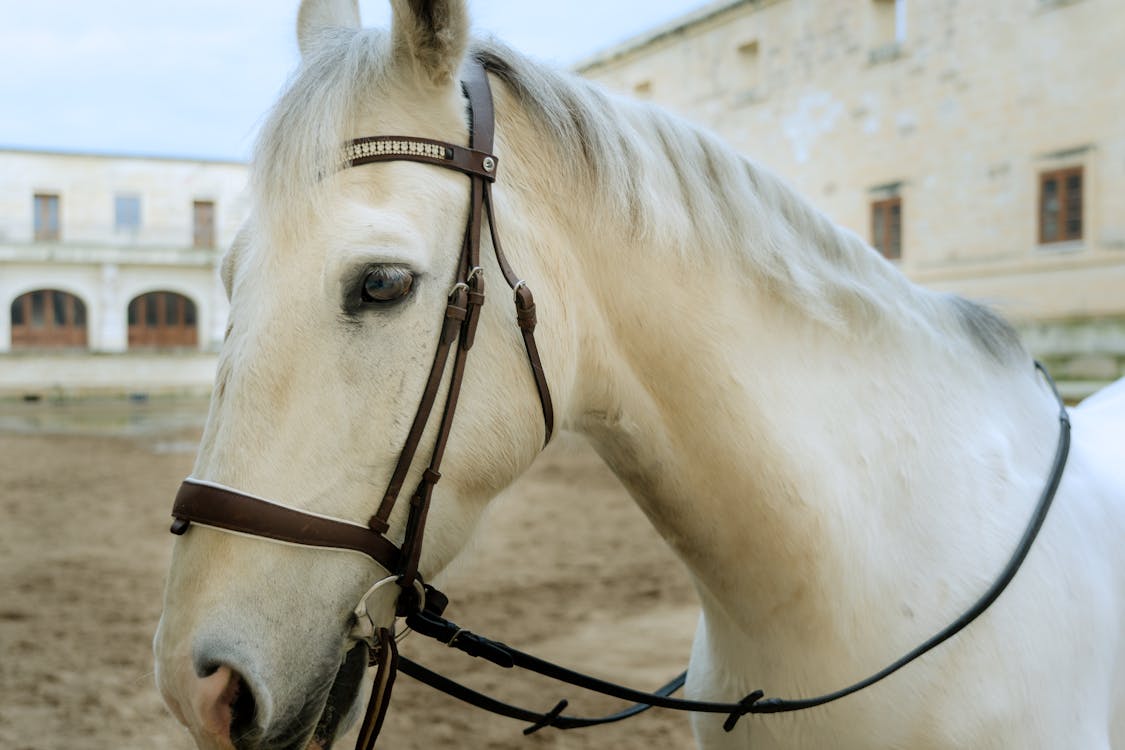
<box><xmin>540</xmin><ymin>131</ymin><xmax>1062</xmax><ymax>678</ymax></box>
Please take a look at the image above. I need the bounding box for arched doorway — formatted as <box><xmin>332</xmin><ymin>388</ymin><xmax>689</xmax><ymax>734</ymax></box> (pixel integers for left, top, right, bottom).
<box><xmin>10</xmin><ymin>289</ymin><xmax>88</xmax><ymax>349</ymax></box>
<box><xmin>128</xmin><ymin>291</ymin><xmax>198</xmax><ymax>349</ymax></box>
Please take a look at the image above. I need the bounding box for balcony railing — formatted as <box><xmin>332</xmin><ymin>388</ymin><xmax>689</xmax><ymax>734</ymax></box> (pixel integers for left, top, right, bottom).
<box><xmin>0</xmin><ymin>240</ymin><xmax>220</xmax><ymax>266</ymax></box>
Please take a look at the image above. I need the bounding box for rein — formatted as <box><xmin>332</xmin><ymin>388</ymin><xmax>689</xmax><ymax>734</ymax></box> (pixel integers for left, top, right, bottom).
<box><xmin>167</xmin><ymin>58</ymin><xmax>1073</xmax><ymax>747</ymax></box>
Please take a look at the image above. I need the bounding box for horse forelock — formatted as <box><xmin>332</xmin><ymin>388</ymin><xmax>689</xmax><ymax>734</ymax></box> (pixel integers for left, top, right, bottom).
<box><xmin>251</xmin><ymin>25</ymin><xmax>393</xmax><ymax>240</ymax></box>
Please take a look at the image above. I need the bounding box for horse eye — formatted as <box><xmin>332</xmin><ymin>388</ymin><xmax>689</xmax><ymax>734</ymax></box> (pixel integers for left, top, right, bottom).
<box><xmin>361</xmin><ymin>267</ymin><xmax>413</xmax><ymax>304</ymax></box>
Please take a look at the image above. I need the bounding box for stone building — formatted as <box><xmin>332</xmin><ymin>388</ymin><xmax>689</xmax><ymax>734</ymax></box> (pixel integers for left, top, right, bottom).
<box><xmin>579</xmin><ymin>0</ymin><xmax>1125</xmax><ymax>391</ymax></box>
<box><xmin>0</xmin><ymin>149</ymin><xmax>247</xmax><ymax>395</ymax></box>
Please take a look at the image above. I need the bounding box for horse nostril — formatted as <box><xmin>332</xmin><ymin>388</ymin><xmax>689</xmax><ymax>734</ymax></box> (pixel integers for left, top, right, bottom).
<box><xmin>197</xmin><ymin>660</ymin><xmax>222</xmax><ymax>679</ymax></box>
<box><xmin>191</xmin><ymin>663</ymin><xmax>259</xmax><ymax>745</ymax></box>
<box><xmin>228</xmin><ymin>671</ymin><xmax>258</xmax><ymax>745</ymax></box>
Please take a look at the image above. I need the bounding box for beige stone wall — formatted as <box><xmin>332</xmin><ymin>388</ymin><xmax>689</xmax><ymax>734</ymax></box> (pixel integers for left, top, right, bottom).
<box><xmin>0</xmin><ymin>352</ymin><xmax>218</xmax><ymax>399</ymax></box>
<box><xmin>0</xmin><ymin>150</ymin><xmax>248</xmax><ymax>362</ymax></box>
<box><xmin>0</xmin><ymin>150</ymin><xmax>247</xmax><ymax>248</ymax></box>
<box><xmin>579</xmin><ymin>0</ymin><xmax>1125</xmax><ymax>347</ymax></box>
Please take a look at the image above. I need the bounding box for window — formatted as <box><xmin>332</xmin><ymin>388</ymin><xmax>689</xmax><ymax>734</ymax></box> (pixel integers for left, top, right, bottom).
<box><xmin>869</xmin><ymin>0</ymin><xmax>906</xmax><ymax>62</ymax></box>
<box><xmin>1038</xmin><ymin>0</ymin><xmax>1088</xmax><ymax>10</ymax></box>
<box><xmin>737</xmin><ymin>40</ymin><xmax>762</xmax><ymax>96</ymax></box>
<box><xmin>33</xmin><ymin>193</ymin><xmax>60</xmax><ymax>241</ymax></box>
<box><xmin>10</xmin><ymin>290</ymin><xmax>88</xmax><ymax>349</ymax></box>
<box><xmin>144</xmin><ymin>295</ymin><xmax>159</xmax><ymax>326</ymax></box>
<box><xmin>871</xmin><ymin>196</ymin><xmax>902</xmax><ymax>260</ymax></box>
<box><xmin>1039</xmin><ymin>167</ymin><xmax>1082</xmax><ymax>244</ymax></box>
<box><xmin>127</xmin><ymin>291</ymin><xmax>198</xmax><ymax>349</ymax></box>
<box><xmin>115</xmin><ymin>194</ymin><xmax>142</xmax><ymax>232</ymax></box>
<box><xmin>193</xmin><ymin>200</ymin><xmax>216</xmax><ymax>248</ymax></box>
<box><xmin>31</xmin><ymin>290</ymin><xmax>45</xmax><ymax>325</ymax></box>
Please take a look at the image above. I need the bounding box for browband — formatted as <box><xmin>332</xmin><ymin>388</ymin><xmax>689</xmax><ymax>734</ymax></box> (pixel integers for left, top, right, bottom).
<box><xmin>339</xmin><ymin>136</ymin><xmax>498</xmax><ymax>181</ymax></box>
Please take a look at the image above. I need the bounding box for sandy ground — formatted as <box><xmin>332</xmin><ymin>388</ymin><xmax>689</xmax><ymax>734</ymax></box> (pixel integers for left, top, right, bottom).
<box><xmin>0</xmin><ymin>401</ymin><xmax>699</xmax><ymax>749</ymax></box>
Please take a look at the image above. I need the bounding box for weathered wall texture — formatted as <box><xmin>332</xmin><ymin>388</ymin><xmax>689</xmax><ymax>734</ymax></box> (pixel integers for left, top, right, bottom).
<box><xmin>580</xmin><ymin>0</ymin><xmax>1125</xmax><ymax>382</ymax></box>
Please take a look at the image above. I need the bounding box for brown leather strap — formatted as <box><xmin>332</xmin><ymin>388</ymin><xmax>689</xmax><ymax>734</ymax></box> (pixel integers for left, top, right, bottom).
<box><xmin>397</xmin><ymin>331</ymin><xmax>470</xmax><ymax>591</ymax></box>
<box><xmin>341</xmin><ymin>136</ymin><xmax>497</xmax><ymax>182</ymax></box>
<box><xmin>370</xmin><ymin>285</ymin><xmax>469</xmax><ymax>532</ymax></box>
<box><xmin>354</xmin><ymin>628</ymin><xmax>399</xmax><ymax>750</ymax></box>
<box><xmin>517</xmin><ymin>305</ymin><xmax>555</xmax><ymax>444</ymax></box>
<box><xmin>172</xmin><ymin>480</ymin><xmax>402</xmax><ymax>571</ymax></box>
<box><xmin>483</xmin><ymin>182</ymin><xmax>555</xmax><ymax>443</ymax></box>
<box><xmin>462</xmin><ymin>60</ymin><xmax>495</xmax><ymax>153</ymax></box>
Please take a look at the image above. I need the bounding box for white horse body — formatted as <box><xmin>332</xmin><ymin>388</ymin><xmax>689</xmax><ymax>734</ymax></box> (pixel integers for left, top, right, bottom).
<box><xmin>154</xmin><ymin>1</ymin><xmax>1125</xmax><ymax>748</ymax></box>
<box><xmin>566</xmin><ymin>154</ymin><xmax>1125</xmax><ymax>747</ymax></box>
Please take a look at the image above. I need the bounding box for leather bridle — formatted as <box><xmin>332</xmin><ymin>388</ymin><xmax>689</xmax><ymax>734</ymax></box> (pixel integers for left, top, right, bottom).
<box><xmin>167</xmin><ymin>58</ymin><xmax>1073</xmax><ymax>749</ymax></box>
<box><xmin>172</xmin><ymin>59</ymin><xmax>551</xmax><ymax>608</ymax></box>
<box><xmin>170</xmin><ymin>59</ymin><xmax>553</xmax><ymax>746</ymax></box>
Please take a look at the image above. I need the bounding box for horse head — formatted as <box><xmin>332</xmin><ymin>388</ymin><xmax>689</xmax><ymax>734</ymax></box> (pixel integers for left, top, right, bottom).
<box><xmin>154</xmin><ymin>1</ymin><xmax>574</xmax><ymax>747</ymax></box>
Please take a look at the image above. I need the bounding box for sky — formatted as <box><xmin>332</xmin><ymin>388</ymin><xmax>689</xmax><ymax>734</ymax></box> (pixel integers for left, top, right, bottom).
<box><xmin>0</xmin><ymin>0</ymin><xmax>710</xmax><ymax>161</ymax></box>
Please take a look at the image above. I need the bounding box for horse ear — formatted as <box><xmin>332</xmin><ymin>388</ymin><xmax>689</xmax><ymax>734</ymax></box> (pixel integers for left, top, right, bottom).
<box><xmin>390</xmin><ymin>0</ymin><xmax>469</xmax><ymax>86</ymax></box>
<box><xmin>297</xmin><ymin>0</ymin><xmax>361</xmax><ymax>59</ymax></box>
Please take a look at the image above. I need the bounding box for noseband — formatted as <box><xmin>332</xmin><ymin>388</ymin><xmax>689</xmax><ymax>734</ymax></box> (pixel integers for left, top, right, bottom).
<box><xmin>167</xmin><ymin>58</ymin><xmax>1073</xmax><ymax>750</ymax></box>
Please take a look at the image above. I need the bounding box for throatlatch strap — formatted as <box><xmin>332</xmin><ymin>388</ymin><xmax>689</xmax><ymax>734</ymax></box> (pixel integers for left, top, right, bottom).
<box><xmin>482</xmin><ymin>181</ymin><xmax>554</xmax><ymax>444</ymax></box>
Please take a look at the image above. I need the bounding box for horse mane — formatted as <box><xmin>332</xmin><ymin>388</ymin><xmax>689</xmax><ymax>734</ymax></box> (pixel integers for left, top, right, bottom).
<box><xmin>251</xmin><ymin>28</ymin><xmax>1022</xmax><ymax>361</ymax></box>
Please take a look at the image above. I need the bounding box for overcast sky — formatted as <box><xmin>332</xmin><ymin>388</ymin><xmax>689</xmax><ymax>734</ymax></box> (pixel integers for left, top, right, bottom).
<box><xmin>0</xmin><ymin>0</ymin><xmax>708</xmax><ymax>161</ymax></box>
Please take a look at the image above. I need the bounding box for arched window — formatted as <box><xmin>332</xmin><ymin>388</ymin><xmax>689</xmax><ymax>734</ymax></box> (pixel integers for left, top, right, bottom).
<box><xmin>10</xmin><ymin>290</ymin><xmax>88</xmax><ymax>349</ymax></box>
<box><xmin>128</xmin><ymin>291</ymin><xmax>198</xmax><ymax>349</ymax></box>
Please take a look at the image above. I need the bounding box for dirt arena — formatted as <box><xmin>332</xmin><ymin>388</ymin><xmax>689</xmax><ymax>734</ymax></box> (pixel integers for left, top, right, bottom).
<box><xmin>0</xmin><ymin>399</ymin><xmax>699</xmax><ymax>749</ymax></box>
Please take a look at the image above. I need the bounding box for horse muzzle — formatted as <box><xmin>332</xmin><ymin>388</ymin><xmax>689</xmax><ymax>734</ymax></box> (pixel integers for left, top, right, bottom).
<box><xmin>159</xmin><ymin>634</ymin><xmax>370</xmax><ymax>750</ymax></box>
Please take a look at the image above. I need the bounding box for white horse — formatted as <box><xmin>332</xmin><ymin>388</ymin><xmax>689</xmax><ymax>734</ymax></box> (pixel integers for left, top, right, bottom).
<box><xmin>154</xmin><ymin>1</ymin><xmax>1125</xmax><ymax>748</ymax></box>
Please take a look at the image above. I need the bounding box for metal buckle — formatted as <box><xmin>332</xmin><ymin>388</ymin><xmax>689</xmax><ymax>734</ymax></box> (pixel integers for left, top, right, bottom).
<box><xmin>349</xmin><ymin>576</ymin><xmax>427</xmax><ymax>648</ymax></box>
<box><xmin>348</xmin><ymin>575</ymin><xmax>399</xmax><ymax>648</ymax></box>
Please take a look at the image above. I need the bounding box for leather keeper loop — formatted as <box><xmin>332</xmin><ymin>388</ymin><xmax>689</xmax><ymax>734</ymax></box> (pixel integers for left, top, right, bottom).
<box><xmin>422</xmin><ymin>468</ymin><xmax>442</xmax><ymax>486</ymax></box>
<box><xmin>462</xmin><ymin>277</ymin><xmax>486</xmax><ymax>350</ymax></box>
<box><xmin>514</xmin><ymin>285</ymin><xmax>537</xmax><ymax>331</ymax></box>
<box><xmin>516</xmin><ymin>301</ymin><xmax>537</xmax><ymax>332</ymax></box>
<box><xmin>442</xmin><ymin>304</ymin><xmax>468</xmax><ymax>344</ymax></box>
<box><xmin>368</xmin><ymin>515</ymin><xmax>390</xmax><ymax>534</ymax></box>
